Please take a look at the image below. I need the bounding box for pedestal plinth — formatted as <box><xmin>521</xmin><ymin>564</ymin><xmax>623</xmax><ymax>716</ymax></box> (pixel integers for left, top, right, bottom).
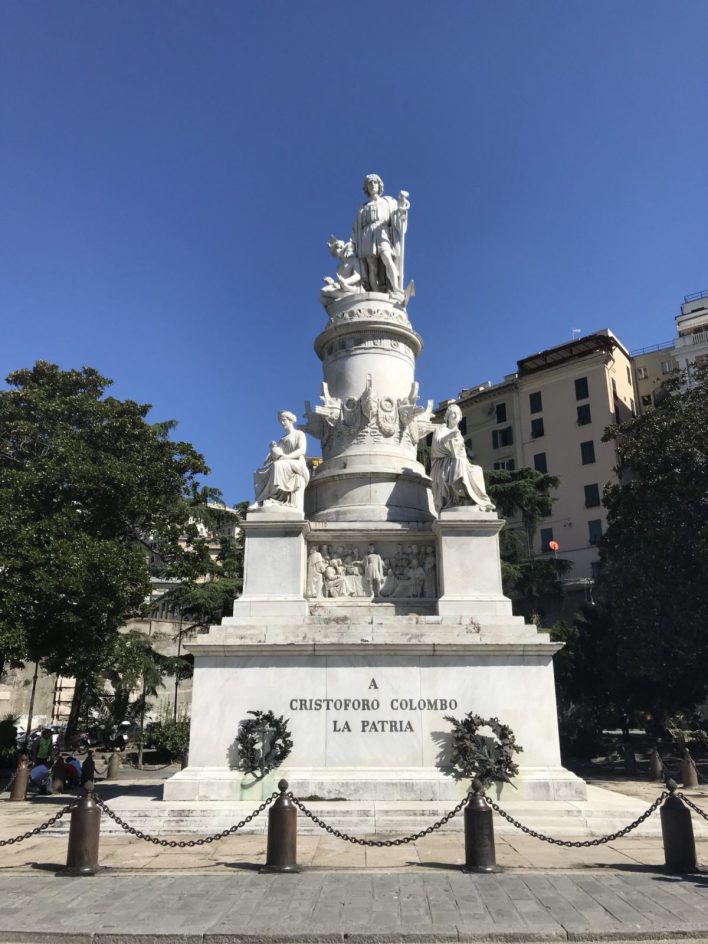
<box><xmin>233</xmin><ymin>509</ymin><xmax>308</xmax><ymax>619</ymax></box>
<box><xmin>164</xmin><ymin>620</ymin><xmax>586</xmax><ymax>802</ymax></box>
<box><xmin>434</xmin><ymin>507</ymin><xmax>520</xmax><ymax>621</ymax></box>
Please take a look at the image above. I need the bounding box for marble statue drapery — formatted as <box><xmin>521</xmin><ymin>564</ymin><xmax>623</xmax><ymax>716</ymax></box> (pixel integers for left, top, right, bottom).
<box><xmin>430</xmin><ymin>407</ymin><xmax>495</xmax><ymax>515</ymax></box>
<box><xmin>252</xmin><ymin>414</ymin><xmax>310</xmax><ymax>510</ymax></box>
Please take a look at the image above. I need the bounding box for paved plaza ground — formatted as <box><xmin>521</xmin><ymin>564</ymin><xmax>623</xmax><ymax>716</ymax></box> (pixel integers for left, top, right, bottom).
<box><xmin>3</xmin><ymin>771</ymin><xmax>708</xmax><ymax>942</ymax></box>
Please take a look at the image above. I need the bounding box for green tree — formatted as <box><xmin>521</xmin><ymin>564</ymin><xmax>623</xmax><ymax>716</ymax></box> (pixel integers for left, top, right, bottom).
<box><xmin>0</xmin><ymin>361</ymin><xmax>210</xmax><ymax>727</ymax></box>
<box><xmin>159</xmin><ymin>498</ymin><xmax>245</xmax><ymax>630</ymax></box>
<box><xmin>566</xmin><ymin>365</ymin><xmax>708</xmax><ymax>726</ymax></box>
<box><xmin>487</xmin><ymin>468</ymin><xmax>570</xmax><ymax>622</ymax></box>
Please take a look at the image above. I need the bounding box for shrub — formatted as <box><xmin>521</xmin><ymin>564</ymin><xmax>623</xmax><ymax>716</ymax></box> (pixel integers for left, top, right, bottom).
<box><xmin>150</xmin><ymin>718</ymin><xmax>190</xmax><ymax>760</ymax></box>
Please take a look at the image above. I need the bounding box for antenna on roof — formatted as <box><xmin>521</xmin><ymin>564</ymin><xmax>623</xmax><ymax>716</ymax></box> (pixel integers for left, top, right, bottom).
<box><xmin>572</xmin><ymin>328</ymin><xmax>581</xmax><ymax>340</ymax></box>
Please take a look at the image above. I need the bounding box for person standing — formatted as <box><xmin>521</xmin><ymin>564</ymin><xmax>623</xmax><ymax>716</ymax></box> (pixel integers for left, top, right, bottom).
<box><xmin>351</xmin><ymin>174</ymin><xmax>408</xmax><ymax>296</ymax></box>
<box><xmin>81</xmin><ymin>750</ymin><xmax>96</xmax><ymax>788</ymax></box>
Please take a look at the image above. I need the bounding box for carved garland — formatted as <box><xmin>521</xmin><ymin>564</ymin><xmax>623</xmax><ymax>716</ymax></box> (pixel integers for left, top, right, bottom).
<box><xmin>236</xmin><ymin>710</ymin><xmax>293</xmax><ymax>776</ymax></box>
<box><xmin>443</xmin><ymin>713</ymin><xmax>522</xmax><ymax>790</ymax></box>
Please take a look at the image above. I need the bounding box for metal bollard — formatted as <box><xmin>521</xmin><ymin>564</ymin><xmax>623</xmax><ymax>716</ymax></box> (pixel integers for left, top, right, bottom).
<box><xmin>681</xmin><ymin>749</ymin><xmax>699</xmax><ymax>788</ymax></box>
<box><xmin>648</xmin><ymin>747</ymin><xmax>663</xmax><ymax>781</ymax></box>
<box><xmin>661</xmin><ymin>790</ymin><xmax>697</xmax><ymax>874</ymax></box>
<box><xmin>261</xmin><ymin>779</ymin><xmax>300</xmax><ymax>873</ymax></box>
<box><xmin>106</xmin><ymin>751</ymin><xmax>121</xmax><ymax>781</ymax></box>
<box><xmin>9</xmin><ymin>754</ymin><xmax>30</xmax><ymax>802</ymax></box>
<box><xmin>63</xmin><ymin>789</ymin><xmax>101</xmax><ymax>876</ymax></box>
<box><xmin>462</xmin><ymin>789</ymin><xmax>498</xmax><ymax>873</ymax></box>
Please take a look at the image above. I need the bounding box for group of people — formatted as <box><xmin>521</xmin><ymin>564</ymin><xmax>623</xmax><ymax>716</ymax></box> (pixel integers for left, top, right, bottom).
<box><xmin>378</xmin><ymin>544</ymin><xmax>437</xmax><ymax>599</ymax></box>
<box><xmin>307</xmin><ymin>545</ymin><xmax>368</xmax><ymax>598</ymax></box>
<box><xmin>25</xmin><ymin>728</ymin><xmax>96</xmax><ymax>795</ymax></box>
<box><xmin>307</xmin><ymin>543</ymin><xmax>437</xmax><ymax>600</ymax></box>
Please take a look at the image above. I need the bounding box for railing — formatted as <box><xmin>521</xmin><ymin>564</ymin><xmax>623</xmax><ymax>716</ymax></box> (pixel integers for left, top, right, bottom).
<box><xmin>630</xmin><ymin>340</ymin><xmax>674</xmax><ymax>356</ymax></box>
<box><xmin>684</xmin><ymin>289</ymin><xmax>708</xmax><ymax>303</ymax></box>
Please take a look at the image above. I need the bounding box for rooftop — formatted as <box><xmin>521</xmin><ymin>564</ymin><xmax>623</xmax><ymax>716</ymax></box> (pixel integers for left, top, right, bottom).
<box><xmin>517</xmin><ymin>330</ymin><xmax>630</xmax><ymax>375</ymax></box>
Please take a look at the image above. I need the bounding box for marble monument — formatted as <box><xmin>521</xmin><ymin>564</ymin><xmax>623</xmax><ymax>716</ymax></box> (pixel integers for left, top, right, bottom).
<box><xmin>165</xmin><ymin>175</ymin><xmax>585</xmax><ymax>804</ymax></box>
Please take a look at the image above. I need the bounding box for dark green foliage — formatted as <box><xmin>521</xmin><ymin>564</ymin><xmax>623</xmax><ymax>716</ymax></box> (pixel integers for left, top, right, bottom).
<box><xmin>0</xmin><ymin>714</ymin><xmax>17</xmax><ymax>750</ymax></box>
<box><xmin>78</xmin><ymin>630</ymin><xmax>190</xmax><ymax>732</ymax></box>
<box><xmin>559</xmin><ymin>365</ymin><xmax>708</xmax><ymax>727</ymax></box>
<box><xmin>0</xmin><ymin>362</ymin><xmax>210</xmax><ymax>682</ymax></box>
<box><xmin>150</xmin><ymin>718</ymin><xmax>191</xmax><ymax>760</ymax></box>
<box><xmin>487</xmin><ymin>467</ymin><xmax>559</xmax><ymax>549</ymax></box>
<box><xmin>487</xmin><ymin>468</ymin><xmax>570</xmax><ymax>621</ymax></box>
<box><xmin>443</xmin><ymin>713</ymin><xmax>522</xmax><ymax>789</ymax></box>
<box><xmin>160</xmin><ymin>499</ymin><xmax>246</xmax><ymax>629</ymax></box>
<box><xmin>0</xmin><ymin>714</ymin><xmax>18</xmax><ymax>765</ymax></box>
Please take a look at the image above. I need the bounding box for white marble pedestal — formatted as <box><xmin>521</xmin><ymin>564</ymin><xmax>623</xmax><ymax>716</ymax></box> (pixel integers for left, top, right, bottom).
<box><xmin>164</xmin><ymin>618</ymin><xmax>586</xmax><ymax>803</ymax></box>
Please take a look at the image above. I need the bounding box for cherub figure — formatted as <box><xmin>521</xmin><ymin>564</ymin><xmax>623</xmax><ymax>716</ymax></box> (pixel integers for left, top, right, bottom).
<box><xmin>321</xmin><ymin>237</ymin><xmax>363</xmax><ymax>304</ymax></box>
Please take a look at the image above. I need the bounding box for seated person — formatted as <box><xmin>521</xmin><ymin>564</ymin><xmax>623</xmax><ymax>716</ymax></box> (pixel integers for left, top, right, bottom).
<box><xmin>64</xmin><ymin>756</ymin><xmax>82</xmax><ymax>786</ymax></box>
<box><xmin>29</xmin><ymin>762</ymin><xmax>52</xmax><ymax>795</ymax></box>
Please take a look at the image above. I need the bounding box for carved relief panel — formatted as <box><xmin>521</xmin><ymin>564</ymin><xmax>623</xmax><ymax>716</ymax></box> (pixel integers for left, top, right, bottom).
<box><xmin>306</xmin><ymin>541</ymin><xmax>437</xmax><ymax>600</ymax></box>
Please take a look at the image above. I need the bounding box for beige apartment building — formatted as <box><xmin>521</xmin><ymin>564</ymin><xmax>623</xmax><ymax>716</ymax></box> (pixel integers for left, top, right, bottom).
<box><xmin>436</xmin><ymin>329</ymin><xmax>636</xmax><ymax>597</ymax></box>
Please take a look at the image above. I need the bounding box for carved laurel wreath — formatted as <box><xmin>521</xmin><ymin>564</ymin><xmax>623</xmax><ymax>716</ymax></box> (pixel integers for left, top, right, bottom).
<box><xmin>236</xmin><ymin>710</ymin><xmax>293</xmax><ymax>776</ymax></box>
<box><xmin>443</xmin><ymin>713</ymin><xmax>522</xmax><ymax>790</ymax></box>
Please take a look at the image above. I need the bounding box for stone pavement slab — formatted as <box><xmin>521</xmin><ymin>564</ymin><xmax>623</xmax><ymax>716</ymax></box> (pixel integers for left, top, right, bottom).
<box><xmin>2</xmin><ymin>871</ymin><xmax>708</xmax><ymax>942</ymax></box>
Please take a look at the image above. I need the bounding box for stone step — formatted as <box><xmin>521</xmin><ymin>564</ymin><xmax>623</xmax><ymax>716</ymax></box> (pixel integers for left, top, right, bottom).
<box><xmin>43</xmin><ymin>792</ymin><xmax>704</xmax><ymax>840</ymax></box>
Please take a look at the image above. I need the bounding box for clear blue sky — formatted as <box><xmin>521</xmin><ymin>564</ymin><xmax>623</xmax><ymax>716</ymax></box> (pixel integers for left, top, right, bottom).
<box><xmin>2</xmin><ymin>1</ymin><xmax>707</xmax><ymax>503</ymax></box>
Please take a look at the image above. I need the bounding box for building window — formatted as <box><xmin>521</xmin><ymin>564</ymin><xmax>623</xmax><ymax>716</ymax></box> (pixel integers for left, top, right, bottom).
<box><xmin>588</xmin><ymin>518</ymin><xmax>603</xmax><ymax>545</ymax></box>
<box><xmin>611</xmin><ymin>377</ymin><xmax>617</xmax><ymax>397</ymax></box>
<box><xmin>641</xmin><ymin>394</ymin><xmax>652</xmax><ymax>407</ymax></box>
<box><xmin>540</xmin><ymin>528</ymin><xmax>554</xmax><ymax>552</ymax></box>
<box><xmin>493</xmin><ymin>458</ymin><xmax>515</xmax><ymax>471</ymax></box>
<box><xmin>584</xmin><ymin>483</ymin><xmax>600</xmax><ymax>508</ymax></box>
<box><xmin>529</xmin><ymin>391</ymin><xmax>542</xmax><ymax>414</ymax></box>
<box><xmin>464</xmin><ymin>438</ymin><xmax>475</xmax><ymax>458</ymax></box>
<box><xmin>533</xmin><ymin>452</ymin><xmax>547</xmax><ymax>474</ymax></box>
<box><xmin>495</xmin><ymin>402</ymin><xmax>507</xmax><ymax>424</ymax></box>
<box><xmin>458</xmin><ymin>415</ymin><xmax>467</xmax><ymax>435</ymax></box>
<box><xmin>580</xmin><ymin>440</ymin><xmax>595</xmax><ymax>464</ymax></box>
<box><xmin>577</xmin><ymin>403</ymin><xmax>592</xmax><ymax>425</ymax></box>
<box><xmin>661</xmin><ymin>361</ymin><xmax>673</xmax><ymax>375</ymax></box>
<box><xmin>636</xmin><ymin>366</ymin><xmax>648</xmax><ymax>379</ymax></box>
<box><xmin>575</xmin><ymin>377</ymin><xmax>589</xmax><ymax>400</ymax></box>
<box><xmin>492</xmin><ymin>426</ymin><xmax>513</xmax><ymax>449</ymax></box>
<box><xmin>626</xmin><ymin>365</ymin><xmax>631</xmax><ymax>384</ymax></box>
<box><xmin>530</xmin><ymin>417</ymin><xmax>544</xmax><ymax>438</ymax></box>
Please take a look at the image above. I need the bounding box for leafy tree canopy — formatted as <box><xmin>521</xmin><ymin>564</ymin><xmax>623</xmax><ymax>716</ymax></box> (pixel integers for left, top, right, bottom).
<box><xmin>159</xmin><ymin>499</ymin><xmax>245</xmax><ymax>630</ymax></box>
<box><xmin>565</xmin><ymin>365</ymin><xmax>708</xmax><ymax>724</ymax></box>
<box><xmin>0</xmin><ymin>361</ymin><xmax>210</xmax><ymax>679</ymax></box>
<box><xmin>487</xmin><ymin>467</ymin><xmax>570</xmax><ymax>621</ymax></box>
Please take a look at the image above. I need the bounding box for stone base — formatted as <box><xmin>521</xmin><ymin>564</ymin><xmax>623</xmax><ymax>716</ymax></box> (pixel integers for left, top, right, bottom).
<box><xmin>164</xmin><ymin>764</ymin><xmax>586</xmax><ymax>803</ymax></box>
<box><xmin>174</xmin><ymin>618</ymin><xmax>584</xmax><ymax>806</ymax></box>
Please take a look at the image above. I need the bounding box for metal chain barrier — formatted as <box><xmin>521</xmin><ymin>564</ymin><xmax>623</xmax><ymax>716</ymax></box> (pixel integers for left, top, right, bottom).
<box><xmin>0</xmin><ymin>803</ymin><xmax>75</xmax><ymax>847</ymax></box>
<box><xmin>677</xmin><ymin>792</ymin><xmax>708</xmax><ymax>822</ymax></box>
<box><xmin>288</xmin><ymin>791</ymin><xmax>469</xmax><ymax>846</ymax></box>
<box><xmin>483</xmin><ymin>791</ymin><xmax>668</xmax><ymax>848</ymax></box>
<box><xmin>93</xmin><ymin>792</ymin><xmax>278</xmax><ymax>847</ymax></box>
